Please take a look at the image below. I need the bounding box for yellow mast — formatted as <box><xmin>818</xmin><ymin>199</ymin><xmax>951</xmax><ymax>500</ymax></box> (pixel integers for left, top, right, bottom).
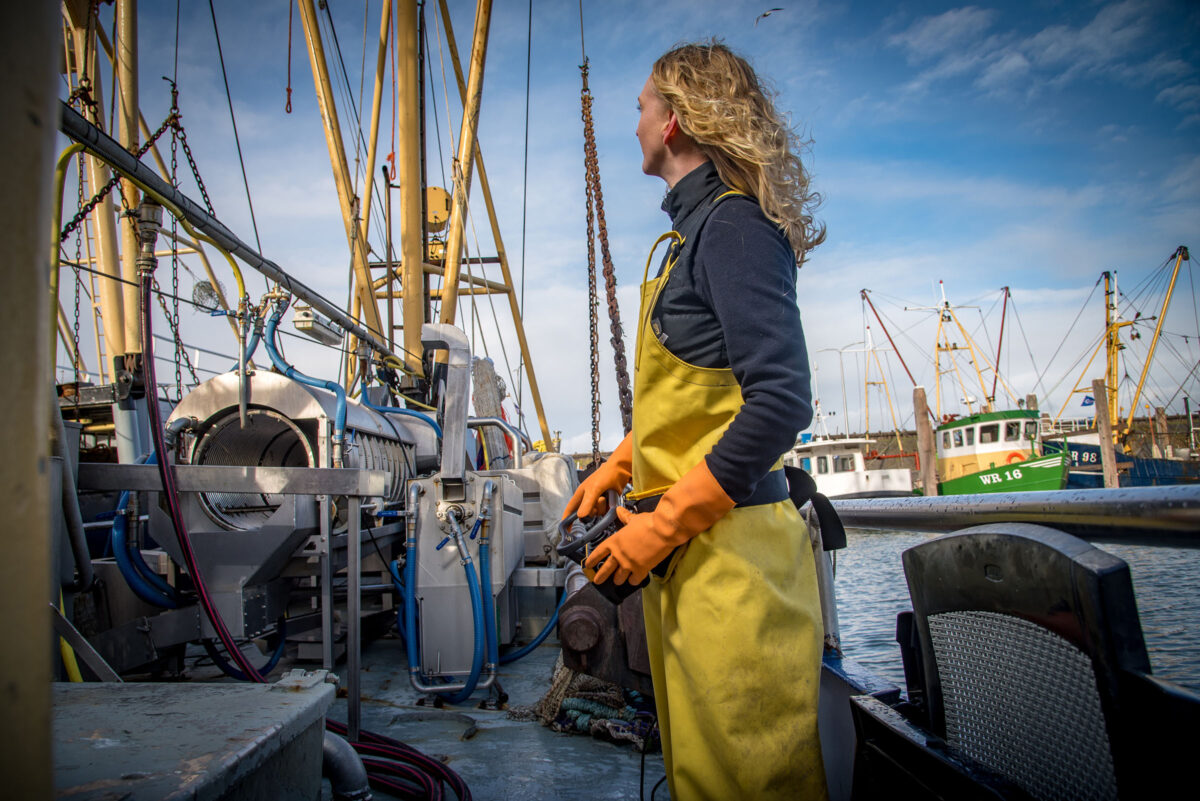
<box><xmin>437</xmin><ymin>0</ymin><xmax>493</xmax><ymax>326</ymax></box>
<box><xmin>296</xmin><ymin>0</ymin><xmax>385</xmax><ymax>341</ymax></box>
<box><xmin>1118</xmin><ymin>246</ymin><xmax>1190</xmax><ymax>448</ymax></box>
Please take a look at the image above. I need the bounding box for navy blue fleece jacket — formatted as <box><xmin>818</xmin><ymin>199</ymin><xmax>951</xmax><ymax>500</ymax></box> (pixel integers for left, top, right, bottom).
<box><xmin>653</xmin><ymin>162</ymin><xmax>813</xmax><ymax>503</ymax></box>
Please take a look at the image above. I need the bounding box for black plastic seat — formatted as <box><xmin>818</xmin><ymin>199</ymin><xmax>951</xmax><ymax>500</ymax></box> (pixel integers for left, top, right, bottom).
<box><xmin>850</xmin><ymin>522</ymin><xmax>1199</xmax><ymax>800</ymax></box>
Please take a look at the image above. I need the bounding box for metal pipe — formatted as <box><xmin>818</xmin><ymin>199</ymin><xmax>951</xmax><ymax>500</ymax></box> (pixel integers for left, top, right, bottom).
<box><xmin>831</xmin><ymin>485</ymin><xmax>1200</xmax><ymax>546</ymax></box>
<box><xmin>467</xmin><ymin>417</ymin><xmax>530</xmax><ymax>468</ymax></box>
<box><xmin>53</xmin><ymin>403</ymin><xmax>93</xmax><ymax>592</ymax></box>
<box><xmin>58</xmin><ymin>103</ymin><xmax>395</xmax><ymax>358</ymax></box>
<box><xmin>347</xmin><ymin>496</ymin><xmax>362</xmax><ymax>741</ymax></box>
<box><xmin>321</xmin><ymin>732</ymin><xmax>371</xmax><ymax>801</ymax></box>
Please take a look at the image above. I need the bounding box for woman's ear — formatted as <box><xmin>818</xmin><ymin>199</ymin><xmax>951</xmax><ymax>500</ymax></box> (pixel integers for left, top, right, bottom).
<box><xmin>662</xmin><ymin>114</ymin><xmax>679</xmax><ymax>145</ymax></box>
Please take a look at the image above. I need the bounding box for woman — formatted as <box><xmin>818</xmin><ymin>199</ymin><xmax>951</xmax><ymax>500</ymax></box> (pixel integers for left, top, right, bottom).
<box><xmin>565</xmin><ymin>41</ymin><xmax>826</xmax><ymax>799</ymax></box>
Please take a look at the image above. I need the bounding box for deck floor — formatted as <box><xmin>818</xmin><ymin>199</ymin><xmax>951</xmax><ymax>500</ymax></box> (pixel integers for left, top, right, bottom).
<box><xmin>322</xmin><ymin>635</ymin><xmax>668</xmax><ymax>801</ymax></box>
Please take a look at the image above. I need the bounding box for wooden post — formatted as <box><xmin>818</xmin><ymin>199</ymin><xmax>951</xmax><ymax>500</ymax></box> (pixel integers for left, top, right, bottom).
<box><xmin>1093</xmin><ymin>379</ymin><xmax>1119</xmax><ymax>488</ymax></box>
<box><xmin>1</xmin><ymin>0</ymin><xmax>56</xmax><ymax>791</ymax></box>
<box><xmin>1154</xmin><ymin>406</ymin><xmax>1169</xmax><ymax>458</ymax></box>
<box><xmin>914</xmin><ymin>386</ymin><xmax>939</xmax><ymax>496</ymax></box>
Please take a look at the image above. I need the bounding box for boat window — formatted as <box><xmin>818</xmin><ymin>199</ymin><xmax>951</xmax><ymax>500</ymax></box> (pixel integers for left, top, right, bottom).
<box><xmin>816</xmin><ymin>456</ymin><xmax>828</xmax><ymax>474</ymax></box>
<box><xmin>1025</xmin><ymin>422</ymin><xmax>1038</xmax><ymax>440</ymax></box>
<box><xmin>980</xmin><ymin>424</ymin><xmax>999</xmax><ymax>443</ymax></box>
<box><xmin>1005</xmin><ymin>421</ymin><xmax>1021</xmax><ymax>441</ymax></box>
<box><xmin>942</xmin><ymin>431</ymin><xmax>951</xmax><ymax>449</ymax></box>
<box><xmin>833</xmin><ymin>455</ymin><xmax>856</xmax><ymax>473</ymax></box>
<box><xmin>801</xmin><ymin>458</ymin><xmax>811</xmax><ymax>472</ymax></box>
<box><xmin>965</xmin><ymin>428</ymin><xmax>975</xmax><ymax>446</ymax></box>
<box><xmin>953</xmin><ymin>430</ymin><xmax>963</xmax><ymax>448</ymax></box>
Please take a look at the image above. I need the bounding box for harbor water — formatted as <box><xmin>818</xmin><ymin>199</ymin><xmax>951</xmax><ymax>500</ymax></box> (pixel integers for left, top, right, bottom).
<box><xmin>834</xmin><ymin>528</ymin><xmax>1200</xmax><ymax>693</ymax></box>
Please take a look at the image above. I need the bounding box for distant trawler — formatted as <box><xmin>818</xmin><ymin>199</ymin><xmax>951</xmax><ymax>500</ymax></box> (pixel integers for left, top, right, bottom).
<box><xmin>785</xmin><ymin>435</ymin><xmax>914</xmax><ymax>499</ymax></box>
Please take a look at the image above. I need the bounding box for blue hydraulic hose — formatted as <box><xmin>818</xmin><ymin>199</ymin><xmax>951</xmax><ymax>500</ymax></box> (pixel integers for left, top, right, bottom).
<box><xmin>442</xmin><ymin>556</ymin><xmax>486</xmax><ymax>704</ymax></box>
<box><xmin>111</xmin><ymin>453</ymin><xmax>180</xmax><ymax>608</ymax></box>
<box><xmin>264</xmin><ymin>303</ymin><xmax>347</xmax><ymax>455</ymax></box>
<box><xmin>387</xmin><ymin>559</ymin><xmax>407</xmax><ymax>642</ymax></box>
<box><xmin>361</xmin><ymin>396</ymin><xmax>442</xmax><ymax>439</ymax></box>
<box><xmin>202</xmin><ymin>619</ymin><xmax>289</xmax><ymax>681</ymax></box>
<box><xmin>479</xmin><ymin>524</ymin><xmax>499</xmax><ymax>670</ymax></box>
<box><xmin>500</xmin><ymin>589</ymin><xmax>568</xmax><ymax>665</ymax></box>
<box><xmin>405</xmin><ymin>514</ymin><xmax>487</xmax><ymax>704</ymax></box>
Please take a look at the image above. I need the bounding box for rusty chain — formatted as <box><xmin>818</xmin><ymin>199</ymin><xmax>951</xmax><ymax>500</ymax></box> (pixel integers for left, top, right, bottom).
<box><xmin>580</xmin><ymin>62</ymin><xmax>634</xmax><ymax>446</ymax></box>
<box><xmin>60</xmin><ymin>112</ymin><xmax>176</xmax><ymax>243</ymax></box>
<box><xmin>583</xmin><ymin>98</ymin><xmax>602</xmax><ymax>466</ymax></box>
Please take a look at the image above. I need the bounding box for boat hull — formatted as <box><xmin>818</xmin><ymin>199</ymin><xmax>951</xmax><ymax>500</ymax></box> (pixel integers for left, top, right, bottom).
<box><xmin>1044</xmin><ymin>441</ymin><xmax>1200</xmax><ymax>488</ymax></box>
<box><xmin>936</xmin><ymin>452</ymin><xmax>1069</xmax><ymax>495</ymax></box>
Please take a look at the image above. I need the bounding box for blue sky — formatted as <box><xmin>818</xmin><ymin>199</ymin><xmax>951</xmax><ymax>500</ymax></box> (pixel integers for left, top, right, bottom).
<box><xmin>57</xmin><ymin>0</ymin><xmax>1200</xmax><ymax>451</ymax></box>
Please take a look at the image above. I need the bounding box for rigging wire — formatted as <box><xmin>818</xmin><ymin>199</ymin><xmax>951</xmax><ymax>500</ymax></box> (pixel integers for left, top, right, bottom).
<box><xmin>518</xmin><ymin>0</ymin><xmax>533</xmax><ymax>418</ymax></box>
<box><xmin>207</xmin><ymin>0</ymin><xmax>264</xmax><ymax>258</ymax></box>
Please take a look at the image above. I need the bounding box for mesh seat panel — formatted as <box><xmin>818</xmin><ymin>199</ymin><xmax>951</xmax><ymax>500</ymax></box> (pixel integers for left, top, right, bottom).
<box><xmin>928</xmin><ymin>610</ymin><xmax>1118</xmax><ymax>801</ymax></box>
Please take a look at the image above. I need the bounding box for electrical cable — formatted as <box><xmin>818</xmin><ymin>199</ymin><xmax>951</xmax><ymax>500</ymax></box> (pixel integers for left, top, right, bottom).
<box><xmin>140</xmin><ymin>268</ymin><xmax>265</xmax><ymax>682</ymax></box>
<box><xmin>201</xmin><ymin>619</ymin><xmax>288</xmax><ymax>681</ymax></box>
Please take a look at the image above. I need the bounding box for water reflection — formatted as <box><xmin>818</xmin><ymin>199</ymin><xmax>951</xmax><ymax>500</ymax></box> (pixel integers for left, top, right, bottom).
<box><xmin>833</xmin><ymin>529</ymin><xmax>1200</xmax><ymax>693</ymax></box>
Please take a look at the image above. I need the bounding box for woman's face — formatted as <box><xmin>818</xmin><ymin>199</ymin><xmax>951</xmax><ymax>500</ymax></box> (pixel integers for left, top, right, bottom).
<box><xmin>635</xmin><ymin>75</ymin><xmax>672</xmax><ymax>178</ymax></box>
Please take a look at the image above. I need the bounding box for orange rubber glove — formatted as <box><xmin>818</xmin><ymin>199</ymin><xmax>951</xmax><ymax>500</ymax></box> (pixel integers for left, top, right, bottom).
<box><xmin>563</xmin><ymin>433</ymin><xmax>634</xmax><ymax>519</ymax></box>
<box><xmin>584</xmin><ymin>458</ymin><xmax>735</xmax><ymax>586</ymax></box>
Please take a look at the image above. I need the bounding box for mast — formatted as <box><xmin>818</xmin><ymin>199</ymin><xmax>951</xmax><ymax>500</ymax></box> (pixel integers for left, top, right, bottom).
<box><xmin>991</xmin><ymin>286</ymin><xmax>1008</xmax><ymax>404</ymax></box>
<box><xmin>437</xmin><ymin>0</ymin><xmax>493</xmax><ymax>326</ymax></box>
<box><xmin>1119</xmin><ymin>246</ymin><xmax>1190</xmax><ymax>446</ymax></box>
<box><xmin>860</xmin><ymin>289</ymin><xmax>934</xmax><ymax>422</ymax></box>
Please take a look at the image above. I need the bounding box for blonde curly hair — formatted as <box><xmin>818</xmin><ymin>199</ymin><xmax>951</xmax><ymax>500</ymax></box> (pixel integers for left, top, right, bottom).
<box><xmin>652</xmin><ymin>40</ymin><xmax>825</xmax><ymax>262</ymax></box>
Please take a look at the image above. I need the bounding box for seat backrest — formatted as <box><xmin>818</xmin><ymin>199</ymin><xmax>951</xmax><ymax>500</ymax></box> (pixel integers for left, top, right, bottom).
<box><xmin>902</xmin><ymin>523</ymin><xmax>1150</xmax><ymax>801</ymax></box>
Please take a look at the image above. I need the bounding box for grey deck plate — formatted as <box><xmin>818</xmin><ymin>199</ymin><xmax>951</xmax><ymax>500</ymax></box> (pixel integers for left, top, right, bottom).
<box><xmin>54</xmin><ymin>679</ymin><xmax>333</xmax><ymax>800</ymax></box>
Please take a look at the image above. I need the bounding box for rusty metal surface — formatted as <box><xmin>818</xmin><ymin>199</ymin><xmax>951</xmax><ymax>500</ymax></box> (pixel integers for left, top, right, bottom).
<box><xmin>53</xmin><ymin>672</ymin><xmax>334</xmax><ymax>800</ymax></box>
<box><xmin>559</xmin><ymin>583</ymin><xmax>654</xmax><ymax>696</ymax></box>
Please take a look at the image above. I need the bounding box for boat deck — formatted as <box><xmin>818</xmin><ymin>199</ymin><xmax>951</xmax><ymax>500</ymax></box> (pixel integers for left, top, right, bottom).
<box><xmin>320</xmin><ymin>636</ymin><xmax>667</xmax><ymax>801</ymax></box>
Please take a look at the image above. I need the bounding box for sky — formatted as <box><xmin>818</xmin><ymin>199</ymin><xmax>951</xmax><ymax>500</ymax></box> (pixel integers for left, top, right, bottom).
<box><xmin>54</xmin><ymin>0</ymin><xmax>1200</xmax><ymax>454</ymax></box>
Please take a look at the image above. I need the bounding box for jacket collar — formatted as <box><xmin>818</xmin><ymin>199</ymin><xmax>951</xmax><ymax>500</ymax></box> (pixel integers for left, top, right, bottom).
<box><xmin>662</xmin><ymin>161</ymin><xmax>725</xmax><ymax>226</ymax></box>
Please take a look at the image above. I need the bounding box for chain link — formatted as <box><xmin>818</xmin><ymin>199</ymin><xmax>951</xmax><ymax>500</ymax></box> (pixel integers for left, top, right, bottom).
<box><xmin>171</xmin><ymin>105</ymin><xmax>184</xmax><ymax>400</ymax></box>
<box><xmin>72</xmin><ymin>153</ymin><xmax>86</xmax><ymax>390</ymax></box>
<box><xmin>580</xmin><ymin>63</ymin><xmax>633</xmax><ymax>441</ymax></box>
<box><xmin>60</xmin><ymin>112</ymin><xmax>176</xmax><ymax>242</ymax></box>
<box><xmin>583</xmin><ymin>122</ymin><xmax>602</xmax><ymax>466</ymax></box>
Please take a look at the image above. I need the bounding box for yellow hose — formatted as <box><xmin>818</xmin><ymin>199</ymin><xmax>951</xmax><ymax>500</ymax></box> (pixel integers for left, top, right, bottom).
<box><xmin>51</xmin><ymin>144</ymin><xmax>87</xmax><ymax>367</ymax></box>
<box><xmin>58</xmin><ymin>591</ymin><xmax>83</xmax><ymax>683</ymax></box>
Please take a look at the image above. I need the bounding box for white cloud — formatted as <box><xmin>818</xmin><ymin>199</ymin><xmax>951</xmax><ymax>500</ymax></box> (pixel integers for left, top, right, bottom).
<box><xmin>888</xmin><ymin>7</ymin><xmax>998</xmax><ymax>63</ymax></box>
<box><xmin>1157</xmin><ymin>83</ymin><xmax>1200</xmax><ymax>113</ymax></box>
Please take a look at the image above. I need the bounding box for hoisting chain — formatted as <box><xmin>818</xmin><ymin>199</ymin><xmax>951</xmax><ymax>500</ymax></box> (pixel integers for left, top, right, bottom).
<box><xmin>60</xmin><ymin>82</ymin><xmax>215</xmax><ymax>243</ymax></box>
<box><xmin>170</xmin><ymin>101</ymin><xmax>184</xmax><ymax>400</ymax></box>
<box><xmin>580</xmin><ymin>62</ymin><xmax>633</xmax><ymax>437</ymax></box>
<box><xmin>60</xmin><ymin>112</ymin><xmax>175</xmax><ymax>242</ymax></box>
<box><xmin>72</xmin><ymin>152</ymin><xmax>86</xmax><ymax>389</ymax></box>
<box><xmin>583</xmin><ymin>124</ymin><xmax>602</xmax><ymax>465</ymax></box>
<box><xmin>152</xmin><ymin>279</ymin><xmax>200</xmax><ymax>392</ymax></box>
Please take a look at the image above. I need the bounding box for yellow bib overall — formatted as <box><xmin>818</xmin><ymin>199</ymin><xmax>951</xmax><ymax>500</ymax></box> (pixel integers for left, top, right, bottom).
<box><xmin>634</xmin><ymin>222</ymin><xmax>827</xmax><ymax>800</ymax></box>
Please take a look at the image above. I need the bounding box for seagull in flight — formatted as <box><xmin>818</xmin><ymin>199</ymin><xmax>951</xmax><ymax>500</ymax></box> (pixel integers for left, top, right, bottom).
<box><xmin>756</xmin><ymin>7</ymin><xmax>784</xmax><ymax>26</ymax></box>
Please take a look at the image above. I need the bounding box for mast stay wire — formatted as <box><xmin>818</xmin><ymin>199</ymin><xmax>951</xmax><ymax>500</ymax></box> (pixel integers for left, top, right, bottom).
<box><xmin>1007</xmin><ymin>295</ymin><xmax>1049</xmax><ymax>400</ymax></box>
<box><xmin>207</xmin><ymin>0</ymin><xmax>265</xmax><ymax>277</ymax></box>
<box><xmin>517</xmin><ymin>0</ymin><xmax>533</xmax><ymax>424</ymax></box>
